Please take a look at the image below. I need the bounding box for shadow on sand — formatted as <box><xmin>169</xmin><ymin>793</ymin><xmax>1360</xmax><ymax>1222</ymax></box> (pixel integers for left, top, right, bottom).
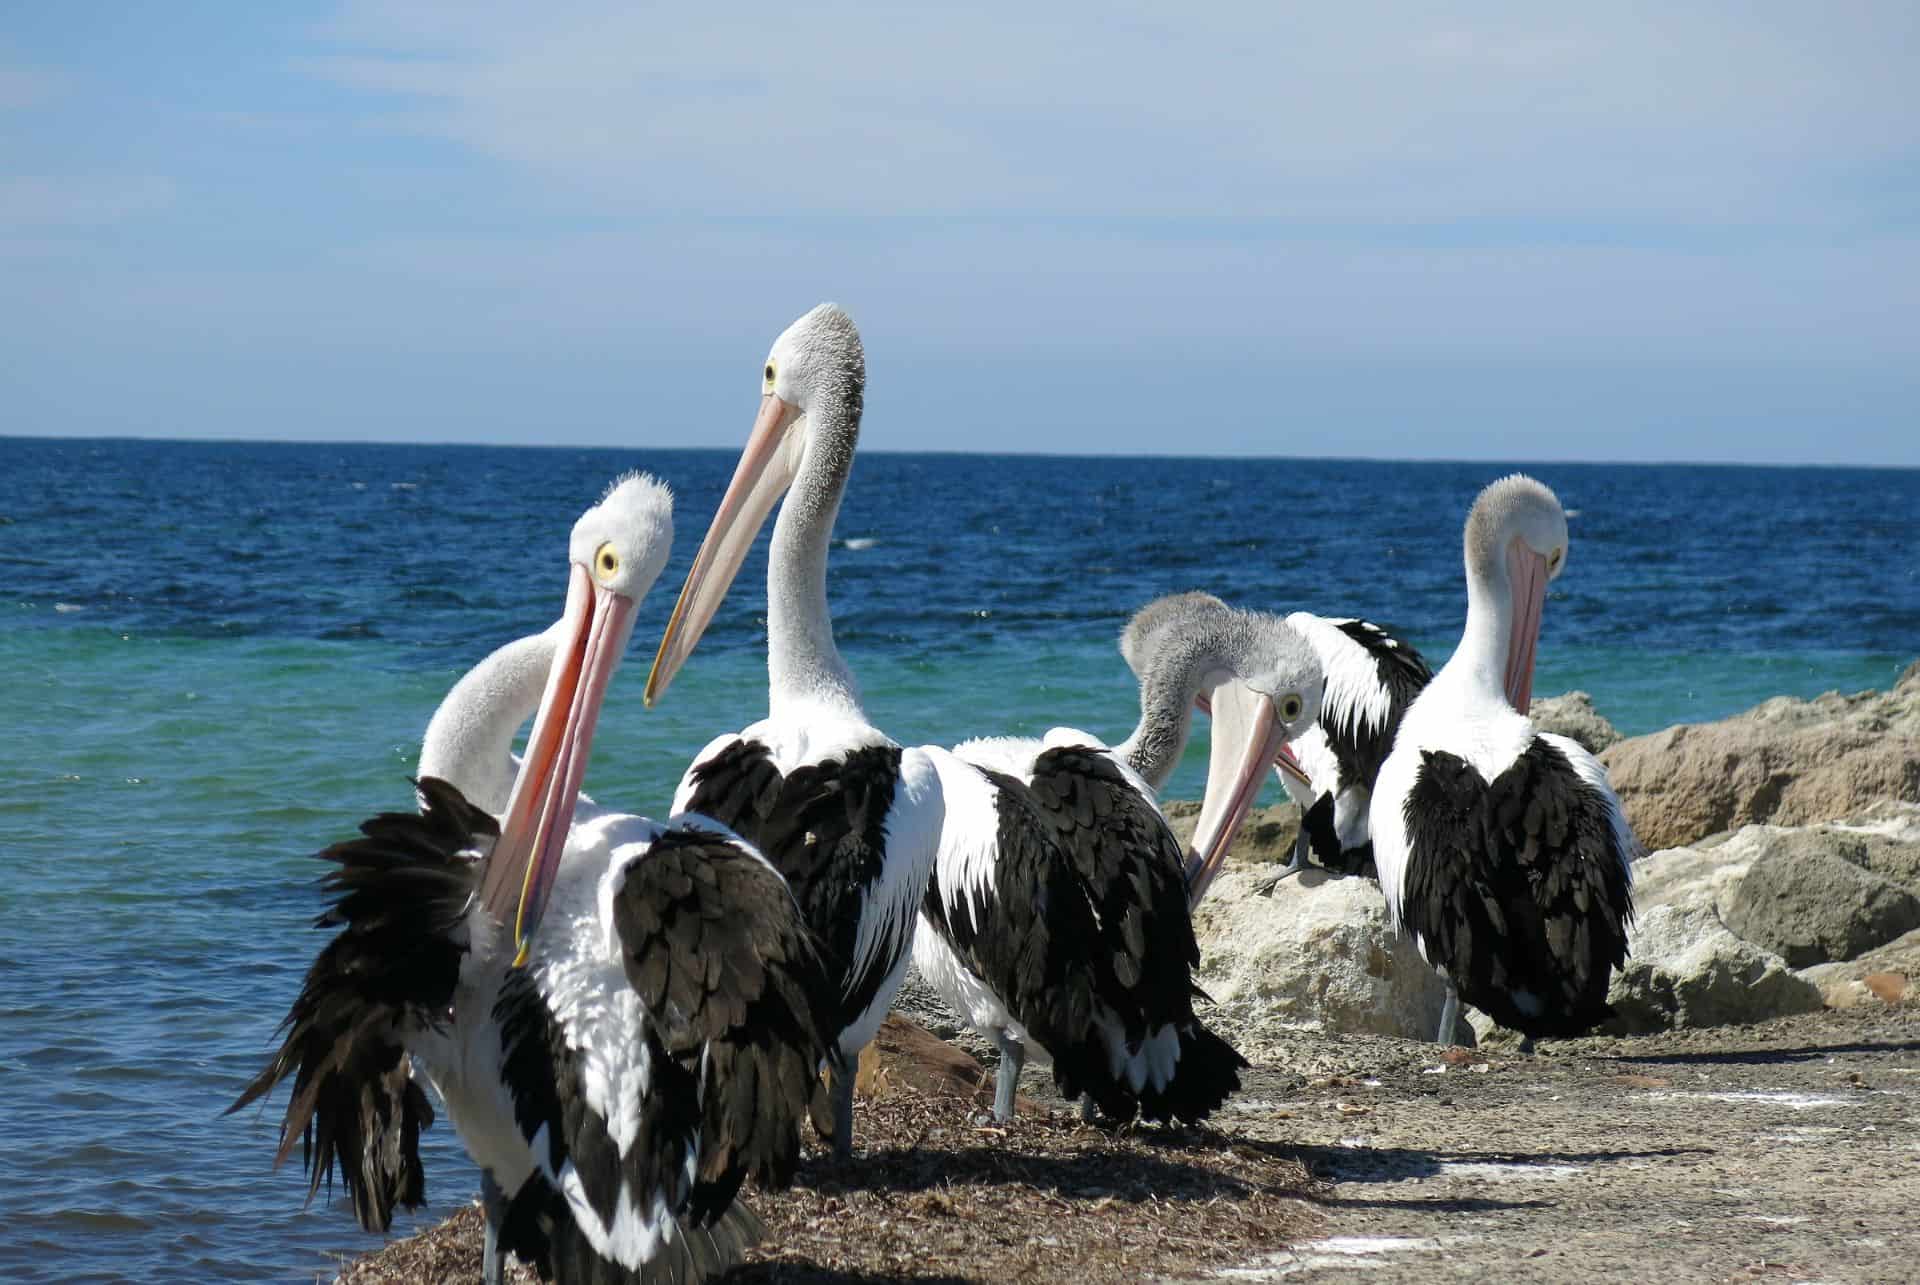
<box><xmin>1609</xmin><ymin>1038</ymin><xmax>1920</xmax><ymax>1067</ymax></box>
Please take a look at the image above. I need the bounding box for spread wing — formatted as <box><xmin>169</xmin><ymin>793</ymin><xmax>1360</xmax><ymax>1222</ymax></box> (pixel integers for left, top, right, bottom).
<box><xmin>230</xmin><ymin>775</ymin><xmax>488</xmax><ymax>1231</ymax></box>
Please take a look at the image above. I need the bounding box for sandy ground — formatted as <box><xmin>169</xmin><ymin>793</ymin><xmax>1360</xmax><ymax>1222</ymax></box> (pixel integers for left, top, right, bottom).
<box><xmin>340</xmin><ymin>1003</ymin><xmax>1918</xmax><ymax>1284</ymax></box>
<box><xmin>1195</xmin><ymin>1004</ymin><xmax>1920</xmax><ymax>1284</ymax></box>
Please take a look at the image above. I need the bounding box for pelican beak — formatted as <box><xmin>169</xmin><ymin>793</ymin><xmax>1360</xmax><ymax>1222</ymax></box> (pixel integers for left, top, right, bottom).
<box><xmin>1184</xmin><ymin>679</ymin><xmax>1288</xmax><ymax>908</ymax></box>
<box><xmin>479</xmin><ymin>563</ymin><xmax>637</xmax><ymax>966</ymax></box>
<box><xmin>1273</xmin><ymin>743</ymin><xmax>1313</xmax><ymax>791</ymax></box>
<box><xmin>1505</xmin><ymin>540</ymin><xmax>1550</xmax><ymax>715</ymax></box>
<box><xmin>645</xmin><ymin>393</ymin><xmax>803</xmax><ymax>706</ymax></box>
<box><xmin>1194</xmin><ymin>691</ymin><xmax>1312</xmax><ymax>790</ymax></box>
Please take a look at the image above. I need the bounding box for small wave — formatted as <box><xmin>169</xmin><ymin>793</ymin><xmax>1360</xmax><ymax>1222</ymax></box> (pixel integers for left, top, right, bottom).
<box><xmin>391</xmin><ymin>481</ymin><xmax>419</xmax><ymax>491</ymax></box>
<box><xmin>843</xmin><ymin>537</ymin><xmax>879</xmax><ymax>550</ymax></box>
<box><xmin>53</xmin><ymin>602</ymin><xmax>85</xmax><ymax>613</ymax></box>
<box><xmin>1565</xmin><ymin>508</ymin><xmax>1582</xmax><ymax>518</ymax></box>
<box><xmin>349</xmin><ymin>481</ymin><xmax>367</xmax><ymax>490</ymax></box>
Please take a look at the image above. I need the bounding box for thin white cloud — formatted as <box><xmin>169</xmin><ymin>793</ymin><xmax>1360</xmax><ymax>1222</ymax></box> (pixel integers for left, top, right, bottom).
<box><xmin>305</xmin><ymin>2</ymin><xmax>1919</xmax><ymax>225</ymax></box>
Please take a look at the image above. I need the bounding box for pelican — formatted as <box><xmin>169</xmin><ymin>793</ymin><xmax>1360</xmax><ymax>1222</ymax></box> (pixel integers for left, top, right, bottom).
<box><xmin>1122</xmin><ymin>592</ymin><xmax>1433</xmax><ymax>885</ymax></box>
<box><xmin>644</xmin><ymin>304</ymin><xmax>946</xmax><ymax>1157</ymax></box>
<box><xmin>1370</xmin><ymin>474</ymin><xmax>1636</xmax><ymax>1047</ymax></box>
<box><xmin>234</xmin><ymin>474</ymin><xmax>829</xmax><ymax>1283</ymax></box>
<box><xmin>913</xmin><ymin>600</ymin><xmax>1322</xmax><ymax>1122</ymax></box>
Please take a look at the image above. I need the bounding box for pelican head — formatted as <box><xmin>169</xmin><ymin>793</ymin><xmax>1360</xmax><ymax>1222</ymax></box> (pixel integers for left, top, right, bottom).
<box><xmin>1182</xmin><ymin>612</ymin><xmax>1323</xmax><ymax>904</ymax></box>
<box><xmin>645</xmin><ymin>303</ymin><xmax>865</xmax><ymax>706</ymax></box>
<box><xmin>1464</xmin><ymin>474</ymin><xmax>1567</xmax><ymax>715</ymax></box>
<box><xmin>1118</xmin><ymin>590</ymin><xmax>1228</xmax><ymax>677</ymax></box>
<box><xmin>478</xmin><ymin>472</ymin><xmax>674</xmax><ymax>964</ymax></box>
<box><xmin>1120</xmin><ymin>590</ymin><xmax>1314</xmax><ymax>788</ymax></box>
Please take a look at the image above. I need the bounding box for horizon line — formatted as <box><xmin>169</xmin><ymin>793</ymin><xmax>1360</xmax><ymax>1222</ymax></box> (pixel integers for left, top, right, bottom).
<box><xmin>3</xmin><ymin>431</ymin><xmax>1915</xmax><ymax>473</ymax></box>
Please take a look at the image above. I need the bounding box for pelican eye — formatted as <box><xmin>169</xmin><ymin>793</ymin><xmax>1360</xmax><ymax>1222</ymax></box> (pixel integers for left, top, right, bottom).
<box><xmin>763</xmin><ymin>360</ymin><xmax>777</xmax><ymax>390</ymax></box>
<box><xmin>593</xmin><ymin>542</ymin><xmax>621</xmax><ymax>584</ymax></box>
<box><xmin>1278</xmin><ymin>693</ymin><xmax>1305</xmax><ymax>722</ymax></box>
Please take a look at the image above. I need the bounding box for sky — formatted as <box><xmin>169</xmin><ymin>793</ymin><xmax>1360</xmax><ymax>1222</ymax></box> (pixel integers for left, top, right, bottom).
<box><xmin>2</xmin><ymin>3</ymin><xmax>1916</xmax><ymax>464</ymax></box>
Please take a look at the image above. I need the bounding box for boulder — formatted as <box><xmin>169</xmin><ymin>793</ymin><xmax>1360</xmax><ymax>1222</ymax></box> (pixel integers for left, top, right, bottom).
<box><xmin>1607</xmin><ymin>724</ymin><xmax>1920</xmax><ymax>853</ymax></box>
<box><xmin>1162</xmin><ymin>799</ymin><xmax>1301</xmax><ymax>869</ymax></box>
<box><xmin>1820</xmin><ymin>802</ymin><xmax>1920</xmax><ymax>895</ymax></box>
<box><xmin>1529</xmin><ymin>691</ymin><xmax>1623</xmax><ymax>754</ymax></box>
<box><xmin>1722</xmin><ymin>835</ymin><xmax>1920</xmax><ymax>967</ymax></box>
<box><xmin>1600</xmin><ymin>664</ymin><xmax>1920</xmax><ymax>851</ymax></box>
<box><xmin>1605</xmin><ymin>902</ymin><xmax>1823</xmax><ymax>1033</ymax></box>
<box><xmin>1594</xmin><ymin>827</ymin><xmax>1825</xmax><ymax>1031</ymax></box>
<box><xmin>1190</xmin><ymin>867</ymin><xmax>1459</xmax><ymax>1040</ymax></box>
<box><xmin>1801</xmin><ymin>925</ymin><xmax>1920</xmax><ymax>1009</ymax></box>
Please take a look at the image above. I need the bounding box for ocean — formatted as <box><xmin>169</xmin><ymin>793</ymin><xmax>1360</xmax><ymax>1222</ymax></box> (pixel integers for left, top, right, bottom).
<box><xmin>1</xmin><ymin>436</ymin><xmax>1914</xmax><ymax>1282</ymax></box>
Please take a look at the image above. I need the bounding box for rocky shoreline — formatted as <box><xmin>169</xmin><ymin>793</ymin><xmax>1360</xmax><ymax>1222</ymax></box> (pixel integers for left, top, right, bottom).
<box><xmin>342</xmin><ymin>662</ymin><xmax>1920</xmax><ymax>1282</ymax></box>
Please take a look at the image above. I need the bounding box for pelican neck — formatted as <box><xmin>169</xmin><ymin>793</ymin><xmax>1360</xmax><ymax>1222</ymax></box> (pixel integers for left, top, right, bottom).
<box><xmin>767</xmin><ymin>393</ymin><xmax>863</xmax><ymax>721</ymax></box>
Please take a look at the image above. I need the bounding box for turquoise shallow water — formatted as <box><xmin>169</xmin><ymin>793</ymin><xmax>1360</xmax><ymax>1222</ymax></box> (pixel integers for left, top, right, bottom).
<box><xmin>0</xmin><ymin>438</ymin><xmax>1914</xmax><ymax>1280</ymax></box>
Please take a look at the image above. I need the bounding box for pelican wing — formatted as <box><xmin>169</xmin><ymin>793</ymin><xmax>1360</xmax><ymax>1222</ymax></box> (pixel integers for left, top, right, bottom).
<box><xmin>1021</xmin><ymin>745</ymin><xmax>1247</xmax><ymax>1122</ymax></box>
<box><xmin>1323</xmin><ymin>618</ymin><xmax>1433</xmax><ymax>785</ymax></box>
<box><xmin>920</xmin><ymin>759</ymin><xmax>1127</xmax><ymax>1114</ymax></box>
<box><xmin>608</xmin><ymin>828</ymin><xmax>832</xmax><ymax>1220</ymax></box>
<box><xmin>1401</xmin><ymin>740</ymin><xmax>1635</xmax><ymax>1037</ymax></box>
<box><xmin>230</xmin><ymin>775</ymin><xmax>489</xmax><ymax>1231</ymax></box>
<box><xmin>682</xmin><ymin>738</ymin><xmax>912</xmax><ymax>1045</ymax></box>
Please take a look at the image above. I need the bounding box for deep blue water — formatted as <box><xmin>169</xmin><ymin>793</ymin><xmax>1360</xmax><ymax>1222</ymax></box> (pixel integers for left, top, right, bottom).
<box><xmin>1</xmin><ymin>436</ymin><xmax>1915</xmax><ymax>1281</ymax></box>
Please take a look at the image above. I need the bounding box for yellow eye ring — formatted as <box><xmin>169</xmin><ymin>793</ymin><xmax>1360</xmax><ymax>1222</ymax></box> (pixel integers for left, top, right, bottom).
<box><xmin>593</xmin><ymin>542</ymin><xmax>620</xmax><ymax>584</ymax></box>
<box><xmin>1278</xmin><ymin>693</ymin><xmax>1304</xmax><ymax>722</ymax></box>
<box><xmin>763</xmin><ymin>360</ymin><xmax>777</xmax><ymax>390</ymax></box>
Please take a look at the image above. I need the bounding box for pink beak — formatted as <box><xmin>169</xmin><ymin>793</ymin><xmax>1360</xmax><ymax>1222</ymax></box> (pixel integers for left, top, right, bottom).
<box><xmin>1185</xmin><ymin>682</ymin><xmax>1292</xmax><ymax>908</ymax></box>
<box><xmin>1194</xmin><ymin>689</ymin><xmax>1312</xmax><ymax>791</ymax></box>
<box><xmin>478</xmin><ymin>563</ymin><xmax>637</xmax><ymax>966</ymax></box>
<box><xmin>1504</xmin><ymin>539</ymin><xmax>1550</xmax><ymax>715</ymax></box>
<box><xmin>645</xmin><ymin>393</ymin><xmax>802</xmax><ymax>707</ymax></box>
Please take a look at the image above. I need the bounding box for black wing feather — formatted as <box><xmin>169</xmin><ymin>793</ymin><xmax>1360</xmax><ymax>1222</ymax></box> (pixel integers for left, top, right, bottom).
<box><xmin>934</xmin><ymin>746</ymin><xmax>1247</xmax><ymax>1123</ymax></box>
<box><xmin>1402</xmin><ymin>741</ymin><xmax>1634</xmax><ymax>1037</ymax></box>
<box><xmin>229</xmin><ymin>775</ymin><xmax>488</xmax><ymax>1232</ymax></box>
<box><xmin>682</xmin><ymin>740</ymin><xmax>905</xmax><ymax>1048</ymax></box>
<box><xmin>1324</xmin><ymin>618</ymin><xmax>1434</xmax><ymax>794</ymax></box>
<box><xmin>608</xmin><ymin>829</ymin><xmax>833</xmax><ymax>1223</ymax></box>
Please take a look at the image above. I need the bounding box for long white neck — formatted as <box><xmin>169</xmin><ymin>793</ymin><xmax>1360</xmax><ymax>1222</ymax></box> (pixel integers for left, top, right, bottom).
<box><xmin>1115</xmin><ymin>631</ymin><xmax>1233</xmax><ymax>791</ymax></box>
<box><xmin>1439</xmin><ymin>537</ymin><xmax>1511</xmax><ymax>702</ymax></box>
<box><xmin>767</xmin><ymin>393</ymin><xmax>862</xmax><ymax>720</ymax></box>
<box><xmin>418</xmin><ymin>628</ymin><xmax>556</xmax><ymax>815</ymax></box>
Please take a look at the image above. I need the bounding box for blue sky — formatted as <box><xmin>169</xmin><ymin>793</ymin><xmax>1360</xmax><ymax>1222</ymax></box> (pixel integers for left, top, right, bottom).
<box><xmin>2</xmin><ymin>3</ymin><xmax>1915</xmax><ymax>464</ymax></box>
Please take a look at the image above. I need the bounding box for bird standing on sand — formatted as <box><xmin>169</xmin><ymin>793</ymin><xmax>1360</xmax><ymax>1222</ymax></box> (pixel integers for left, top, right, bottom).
<box><xmin>236</xmin><ymin>475</ymin><xmax>829</xmax><ymax>1284</ymax></box>
<box><xmin>1369</xmin><ymin>474</ymin><xmax>1636</xmax><ymax>1047</ymax></box>
<box><xmin>912</xmin><ymin>597</ymin><xmax>1323</xmax><ymax>1122</ymax></box>
<box><xmin>643</xmin><ymin>304</ymin><xmax>946</xmax><ymax>1157</ymax></box>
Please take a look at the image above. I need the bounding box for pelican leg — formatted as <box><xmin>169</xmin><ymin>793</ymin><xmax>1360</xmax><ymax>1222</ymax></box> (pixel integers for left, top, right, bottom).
<box><xmin>1253</xmin><ymin>833</ymin><xmax>1315</xmax><ymax>896</ymax></box>
<box><xmin>1436</xmin><ymin>984</ymin><xmax>1461</xmax><ymax>1046</ymax></box>
<box><xmin>829</xmin><ymin>1063</ymin><xmax>856</xmax><ymax>1158</ymax></box>
<box><xmin>1079</xmin><ymin>1095</ymin><xmax>1098</xmax><ymax>1124</ymax></box>
<box><xmin>990</xmin><ymin>1031</ymin><xmax>1025</xmax><ymax>1122</ymax></box>
<box><xmin>480</xmin><ymin>1170</ymin><xmax>507</xmax><ymax>1285</ymax></box>
<box><xmin>1517</xmin><ymin>1035</ymin><xmax>1536</xmax><ymax>1055</ymax></box>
